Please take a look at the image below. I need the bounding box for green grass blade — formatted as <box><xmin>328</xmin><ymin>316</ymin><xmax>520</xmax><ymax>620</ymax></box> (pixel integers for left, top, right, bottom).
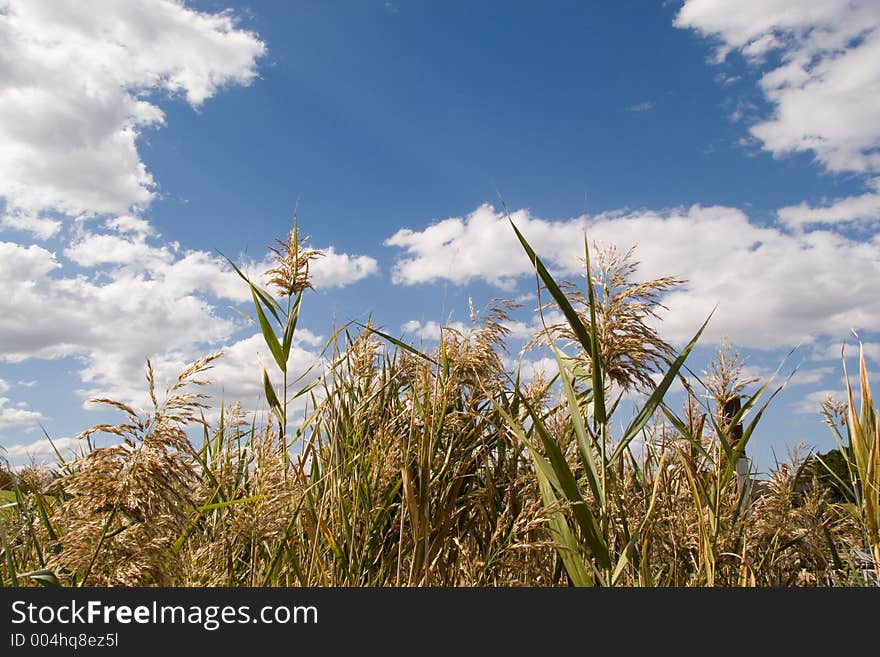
<box><xmin>583</xmin><ymin>235</ymin><xmax>606</xmax><ymax>426</ymax></box>
<box><xmin>502</xmin><ymin>397</ymin><xmax>611</xmax><ymax>570</ymax></box>
<box><xmin>358</xmin><ymin>322</ymin><xmax>439</xmax><ymax>366</ymax></box>
<box><xmin>553</xmin><ymin>346</ymin><xmax>604</xmax><ymax>507</ymax></box>
<box><xmin>534</xmin><ymin>459</ymin><xmax>594</xmax><ymax>587</ymax></box>
<box><xmin>509</xmin><ymin>219</ymin><xmax>594</xmax><ymax>357</ymax></box>
<box><xmin>252</xmin><ymin>287</ymin><xmax>286</xmax><ymax>373</ymax></box>
<box><xmin>611</xmin><ymin>311</ymin><xmax>713</xmax><ymax>463</ymax></box>
<box><xmin>21</xmin><ymin>568</ymin><xmax>61</xmax><ymax>587</ymax></box>
<box><xmin>282</xmin><ymin>291</ymin><xmax>304</xmax><ymax>363</ymax></box>
<box><xmin>261</xmin><ymin>364</ymin><xmax>285</xmax><ymax>427</ymax></box>
<box><xmin>0</xmin><ymin>512</ymin><xmax>19</xmax><ymax>587</ymax></box>
<box><xmin>220</xmin><ymin>251</ymin><xmax>283</xmax><ymax>323</ymax></box>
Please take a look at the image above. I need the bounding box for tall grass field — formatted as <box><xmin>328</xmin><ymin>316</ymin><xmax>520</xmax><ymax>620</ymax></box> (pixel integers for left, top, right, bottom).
<box><xmin>1</xmin><ymin>221</ymin><xmax>877</xmax><ymax>587</ymax></box>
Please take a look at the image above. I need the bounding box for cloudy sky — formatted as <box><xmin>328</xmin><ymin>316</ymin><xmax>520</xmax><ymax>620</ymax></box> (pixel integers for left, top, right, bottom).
<box><xmin>1</xmin><ymin>0</ymin><xmax>878</xmax><ymax>472</ymax></box>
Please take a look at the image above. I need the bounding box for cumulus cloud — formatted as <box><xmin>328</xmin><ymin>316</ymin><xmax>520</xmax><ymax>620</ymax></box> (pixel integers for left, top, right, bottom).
<box><xmin>0</xmin><ymin>0</ymin><xmax>266</xmax><ymax>229</ymax></box>
<box><xmin>64</xmin><ymin>221</ymin><xmax>378</xmax><ymax>296</ymax></box>
<box><xmin>793</xmin><ymin>389</ymin><xmax>848</xmax><ymax>415</ymax></box>
<box><xmin>0</xmin><ymin>2</ymin><xmax>380</xmax><ymax>442</ymax></box>
<box><xmin>778</xmin><ymin>178</ymin><xmax>880</xmax><ymax>229</ymax></box>
<box><xmin>738</xmin><ymin>362</ymin><xmax>834</xmax><ymax>388</ymax></box>
<box><xmin>207</xmin><ymin>332</ymin><xmax>325</xmax><ymax>410</ymax></box>
<box><xmin>0</xmin><ymin>224</ymin><xmax>373</xmax><ymax>406</ymax></box>
<box><xmin>0</xmin><ymin>211</ymin><xmax>61</xmax><ymax>239</ymax></box>
<box><xmin>505</xmin><ymin>355</ymin><xmax>559</xmax><ymax>382</ymax></box>
<box><xmin>502</xmin><ymin>310</ymin><xmax>566</xmax><ymax>341</ymax></box>
<box><xmin>2</xmin><ymin>436</ymin><xmax>82</xmax><ymax>460</ymax></box>
<box><xmin>87</xmin><ymin>331</ymin><xmax>326</xmax><ymax>424</ymax></box>
<box><xmin>400</xmin><ymin>320</ymin><xmax>467</xmax><ymax>341</ymax></box>
<box><xmin>64</xmin><ymin>231</ymin><xmax>176</xmax><ymax>270</ymax></box>
<box><xmin>0</xmin><ymin>396</ymin><xmax>44</xmax><ymax>430</ymax></box>
<box><xmin>0</xmin><ymin>238</ymin><xmax>239</xmax><ymax>411</ymax></box>
<box><xmin>810</xmin><ymin>341</ymin><xmax>880</xmax><ymax>364</ymax></box>
<box><xmin>386</xmin><ymin>204</ymin><xmax>880</xmax><ymax>350</ymax></box>
<box><xmin>311</xmin><ymin>247</ymin><xmax>379</xmax><ymax>289</ymax></box>
<box><xmin>386</xmin><ymin>205</ymin><xmax>588</xmax><ymax>289</ymax></box>
<box><xmin>675</xmin><ymin>0</ymin><xmax>880</xmax><ymax>174</ymax></box>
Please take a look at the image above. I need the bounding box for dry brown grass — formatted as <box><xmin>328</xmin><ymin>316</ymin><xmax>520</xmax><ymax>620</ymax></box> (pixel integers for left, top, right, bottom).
<box><xmin>529</xmin><ymin>242</ymin><xmax>684</xmax><ymax>392</ymax></box>
<box><xmin>1</xmin><ymin>227</ymin><xmax>875</xmax><ymax>588</ymax></box>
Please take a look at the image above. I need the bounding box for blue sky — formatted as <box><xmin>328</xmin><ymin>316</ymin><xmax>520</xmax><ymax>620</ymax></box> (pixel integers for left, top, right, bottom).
<box><xmin>1</xmin><ymin>0</ymin><xmax>879</xmax><ymax>474</ymax></box>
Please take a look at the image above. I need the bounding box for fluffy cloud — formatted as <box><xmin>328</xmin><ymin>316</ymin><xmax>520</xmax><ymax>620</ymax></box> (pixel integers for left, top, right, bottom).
<box><xmin>738</xmin><ymin>363</ymin><xmax>834</xmax><ymax>388</ymax></box>
<box><xmin>0</xmin><ymin>211</ymin><xmax>61</xmax><ymax>239</ymax></box>
<box><xmin>386</xmin><ymin>205</ymin><xmax>588</xmax><ymax>289</ymax></box>
<box><xmin>0</xmin><ymin>396</ymin><xmax>44</xmax><ymax>430</ymax></box>
<box><xmin>0</xmin><ymin>223</ymin><xmax>374</xmax><ymax>405</ymax></box>
<box><xmin>2</xmin><ymin>436</ymin><xmax>82</xmax><ymax>461</ymax></box>
<box><xmin>207</xmin><ymin>332</ymin><xmax>325</xmax><ymax>412</ymax></box>
<box><xmin>400</xmin><ymin>320</ymin><xmax>467</xmax><ymax>341</ymax></box>
<box><xmin>0</xmin><ymin>0</ymin><xmax>266</xmax><ymax>228</ymax></box>
<box><xmin>89</xmin><ymin>331</ymin><xmax>326</xmax><ymax>423</ymax></box>
<box><xmin>64</xmin><ymin>223</ymin><xmax>379</xmax><ymax>296</ymax></box>
<box><xmin>0</xmin><ymin>240</ymin><xmax>238</xmax><ymax>408</ymax></box>
<box><xmin>502</xmin><ymin>310</ymin><xmax>566</xmax><ymax>341</ymax></box>
<box><xmin>64</xmin><ymin>231</ymin><xmax>176</xmax><ymax>270</ymax></box>
<box><xmin>0</xmin><ymin>378</ymin><xmax>45</xmax><ymax>434</ymax></box>
<box><xmin>0</xmin><ymin>2</ymin><xmax>378</xmax><ymax>443</ymax></box>
<box><xmin>311</xmin><ymin>247</ymin><xmax>380</xmax><ymax>289</ymax></box>
<box><xmin>386</xmin><ymin>204</ymin><xmax>880</xmax><ymax>350</ymax></box>
<box><xmin>810</xmin><ymin>341</ymin><xmax>880</xmax><ymax>365</ymax></box>
<box><xmin>792</xmin><ymin>387</ymin><xmax>860</xmax><ymax>415</ymax></box>
<box><xmin>778</xmin><ymin>178</ymin><xmax>880</xmax><ymax>229</ymax></box>
<box><xmin>675</xmin><ymin>0</ymin><xmax>880</xmax><ymax>174</ymax></box>
<box><xmin>505</xmin><ymin>355</ymin><xmax>558</xmax><ymax>383</ymax></box>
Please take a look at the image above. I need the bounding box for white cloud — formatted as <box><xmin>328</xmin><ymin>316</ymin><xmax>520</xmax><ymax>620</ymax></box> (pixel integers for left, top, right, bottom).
<box><xmin>505</xmin><ymin>355</ymin><xmax>559</xmax><ymax>382</ymax></box>
<box><xmin>400</xmin><ymin>320</ymin><xmax>467</xmax><ymax>341</ymax></box>
<box><xmin>386</xmin><ymin>205</ymin><xmax>587</xmax><ymax>289</ymax></box>
<box><xmin>0</xmin><ymin>211</ymin><xmax>61</xmax><ymax>239</ymax></box>
<box><xmin>737</xmin><ymin>363</ymin><xmax>834</xmax><ymax>388</ymax></box>
<box><xmin>778</xmin><ymin>178</ymin><xmax>880</xmax><ymax>229</ymax></box>
<box><xmin>399</xmin><ymin>308</ymin><xmax>566</xmax><ymax>348</ymax></box>
<box><xmin>0</xmin><ymin>240</ymin><xmax>236</xmax><ymax>403</ymax></box>
<box><xmin>311</xmin><ymin>247</ymin><xmax>379</xmax><ymax>289</ymax></box>
<box><xmin>0</xmin><ymin>213</ymin><xmax>380</xmax><ymax>411</ymax></box>
<box><xmin>157</xmin><ymin>249</ymin><xmax>249</xmax><ymax>302</ymax></box>
<box><xmin>0</xmin><ymin>2</ymin><xmax>364</xmax><ymax>436</ymax></box>
<box><xmin>103</xmin><ymin>214</ymin><xmax>156</xmax><ymax>238</ymax></box>
<box><xmin>208</xmin><ymin>332</ymin><xmax>325</xmax><ymax>411</ymax></box>
<box><xmin>503</xmin><ymin>310</ymin><xmax>566</xmax><ymax>341</ymax></box>
<box><xmin>810</xmin><ymin>341</ymin><xmax>880</xmax><ymax>364</ymax></box>
<box><xmin>0</xmin><ymin>0</ymin><xmax>266</xmax><ymax>229</ymax></box>
<box><xmin>62</xmin><ymin>222</ymin><xmax>378</xmax><ymax>299</ymax></box>
<box><xmin>386</xmin><ymin>204</ymin><xmax>880</xmax><ymax>350</ymax></box>
<box><xmin>2</xmin><ymin>436</ymin><xmax>82</xmax><ymax>460</ymax></box>
<box><xmin>0</xmin><ymin>396</ymin><xmax>44</xmax><ymax>430</ymax></box>
<box><xmin>0</xmin><ymin>379</ymin><xmax>8</xmax><ymax>394</ymax></box>
<box><xmin>787</xmin><ymin>367</ymin><xmax>834</xmax><ymax>387</ymax></box>
<box><xmin>793</xmin><ymin>389</ymin><xmax>848</xmax><ymax>415</ymax></box>
<box><xmin>85</xmin><ymin>331</ymin><xmax>327</xmax><ymax>422</ymax></box>
<box><xmin>64</xmin><ymin>231</ymin><xmax>176</xmax><ymax>269</ymax></box>
<box><xmin>675</xmin><ymin>0</ymin><xmax>880</xmax><ymax>174</ymax></box>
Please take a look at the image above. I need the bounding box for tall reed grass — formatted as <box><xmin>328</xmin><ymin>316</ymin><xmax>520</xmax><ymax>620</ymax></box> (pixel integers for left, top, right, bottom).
<box><xmin>0</xmin><ymin>220</ymin><xmax>875</xmax><ymax>587</ymax></box>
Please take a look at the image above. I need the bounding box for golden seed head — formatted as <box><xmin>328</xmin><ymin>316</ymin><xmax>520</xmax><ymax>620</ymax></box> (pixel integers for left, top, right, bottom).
<box><xmin>264</xmin><ymin>222</ymin><xmax>324</xmax><ymax>297</ymax></box>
